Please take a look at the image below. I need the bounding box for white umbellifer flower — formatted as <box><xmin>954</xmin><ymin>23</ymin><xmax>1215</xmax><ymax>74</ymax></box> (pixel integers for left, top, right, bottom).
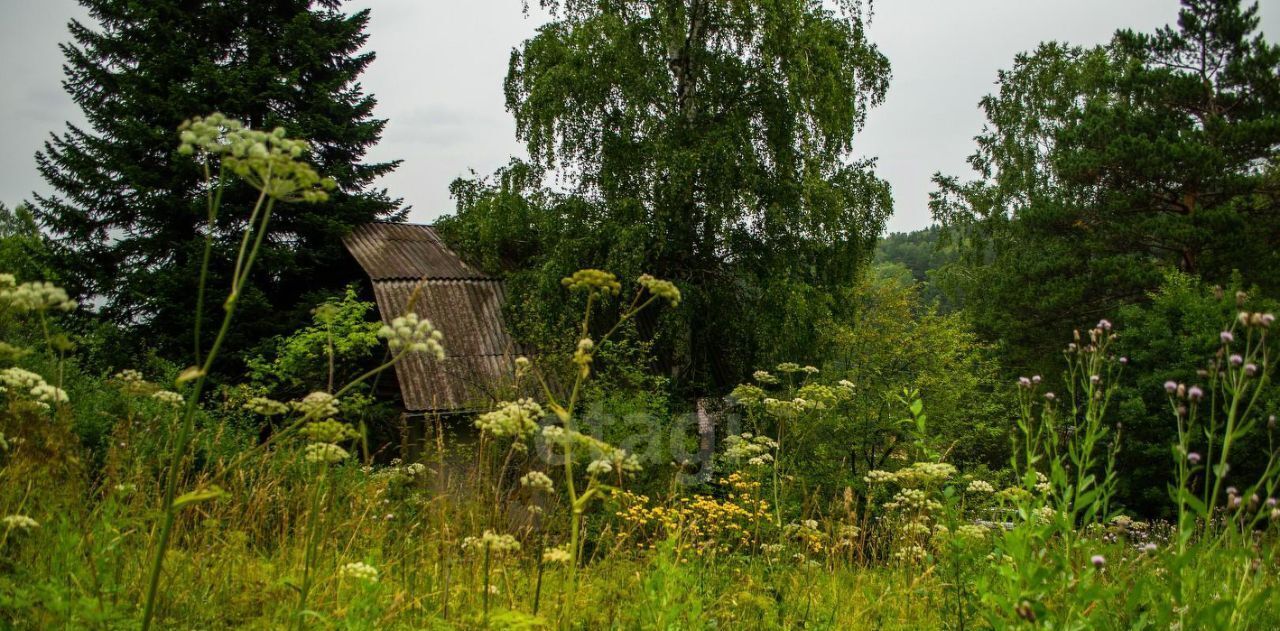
<box><xmin>304</xmin><ymin>442</ymin><xmax>349</xmax><ymax>464</ymax></box>
<box><xmin>338</xmin><ymin>561</ymin><xmax>378</xmax><ymax>582</ymax></box>
<box><xmin>114</xmin><ymin>369</ymin><xmax>144</xmax><ymax>383</ymax></box>
<box><xmin>636</xmin><ymin>274</ymin><xmax>681</xmax><ymax>306</ymax></box>
<box><xmin>542</xmin><ymin>546</ymin><xmax>572</xmax><ymax>564</ymax></box>
<box><xmin>1</xmin><ymin>368</ymin><xmax>67</xmax><ymax>405</ymax></box>
<box><xmin>966</xmin><ymin>479</ymin><xmax>995</xmax><ymax>494</ymax></box>
<box><xmin>177</xmin><ymin>113</ymin><xmax>335</xmax><ymax>203</ymax></box>
<box><xmin>3</xmin><ymin>514</ymin><xmax>39</xmax><ymax>530</ymax></box>
<box><xmin>292</xmin><ymin>391</ymin><xmax>339</xmax><ymax>419</ymax></box>
<box><xmin>151</xmin><ymin>390</ymin><xmax>184</xmax><ymax>407</ymax></box>
<box><xmin>378</xmin><ymin>312</ymin><xmax>445</xmax><ymax>359</ymax></box>
<box><xmin>586</xmin><ymin>459</ymin><xmax>613</xmax><ymax>475</ymax></box>
<box><xmin>1034</xmin><ymin>506</ymin><xmax>1057</xmax><ymax>523</ymax></box>
<box><xmin>462</xmin><ymin>530</ymin><xmax>521</xmax><ymax>554</ymax></box>
<box><xmin>31</xmin><ymin>384</ymin><xmax>69</xmax><ymax>404</ymax></box>
<box><xmin>474</xmin><ymin>399</ymin><xmax>544</xmax><ymax>438</ymax></box>
<box><xmin>0</xmin><ymin>367</ymin><xmax>45</xmax><ymax>391</ymax></box>
<box><xmin>573</xmin><ymin>337</ymin><xmax>594</xmax><ymax>369</ymax></box>
<box><xmin>520</xmin><ymin>471</ymin><xmax>554</xmax><ymax>493</ymax></box>
<box><xmin>956</xmin><ymin>524</ymin><xmax>989</xmax><ymax>540</ymax></box>
<box><xmin>244</xmin><ymin>396</ymin><xmax>289</xmax><ymax>416</ymax></box>
<box><xmin>0</xmin><ymin>280</ymin><xmax>77</xmax><ymax>312</ymax></box>
<box><xmin>752</xmin><ymin>370</ymin><xmax>778</xmax><ymax>384</ymax></box>
<box><xmin>802</xmin><ymin>365</ymin><xmax>819</xmax><ymax>374</ymax></box>
<box><xmin>404</xmin><ymin>462</ymin><xmax>427</xmax><ymax>477</ymax></box>
<box><xmin>892</xmin><ymin>545</ymin><xmax>928</xmax><ymax>563</ymax></box>
<box><xmin>883</xmin><ymin>488</ymin><xmax>943</xmax><ymax>513</ymax></box>
<box><xmin>892</xmin><ymin>462</ymin><xmax>957</xmax><ymax>486</ymax></box>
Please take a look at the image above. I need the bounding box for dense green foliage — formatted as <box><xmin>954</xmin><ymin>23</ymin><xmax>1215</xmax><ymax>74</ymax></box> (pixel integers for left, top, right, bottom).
<box><xmin>873</xmin><ymin>226</ymin><xmax>957</xmax><ymax>310</ymax></box>
<box><xmin>32</xmin><ymin>0</ymin><xmax>402</xmax><ymax>370</ymax></box>
<box><xmin>1110</xmin><ymin>272</ymin><xmax>1280</xmax><ymax>516</ymax></box>
<box><xmin>441</xmin><ymin>0</ymin><xmax>892</xmax><ymax>394</ymax></box>
<box><xmin>933</xmin><ymin>0</ymin><xmax>1280</xmax><ymax>370</ymax></box>
<box><xmin>926</xmin><ymin>0</ymin><xmax>1280</xmax><ymax>513</ymax></box>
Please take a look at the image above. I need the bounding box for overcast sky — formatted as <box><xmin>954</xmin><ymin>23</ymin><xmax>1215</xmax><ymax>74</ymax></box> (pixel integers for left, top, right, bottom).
<box><xmin>2</xmin><ymin>1</ymin><xmax>1276</xmax><ymax>234</ymax></box>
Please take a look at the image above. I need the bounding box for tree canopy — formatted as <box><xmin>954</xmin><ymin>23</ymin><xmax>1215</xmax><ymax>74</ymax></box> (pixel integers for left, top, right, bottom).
<box><xmin>443</xmin><ymin>0</ymin><xmax>893</xmax><ymax>393</ymax></box>
<box><xmin>933</xmin><ymin>0</ymin><xmax>1280</xmax><ymax>370</ymax></box>
<box><xmin>33</xmin><ymin>0</ymin><xmax>402</xmax><ymax>369</ymax></box>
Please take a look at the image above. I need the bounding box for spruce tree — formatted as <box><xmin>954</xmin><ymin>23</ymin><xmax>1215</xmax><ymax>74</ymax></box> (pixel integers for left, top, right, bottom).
<box><xmin>33</xmin><ymin>0</ymin><xmax>402</xmax><ymax>367</ymax></box>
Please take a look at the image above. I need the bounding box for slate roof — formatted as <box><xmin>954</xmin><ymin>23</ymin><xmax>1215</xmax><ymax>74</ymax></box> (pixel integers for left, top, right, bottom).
<box><xmin>343</xmin><ymin>223</ymin><xmax>516</xmax><ymax>412</ymax></box>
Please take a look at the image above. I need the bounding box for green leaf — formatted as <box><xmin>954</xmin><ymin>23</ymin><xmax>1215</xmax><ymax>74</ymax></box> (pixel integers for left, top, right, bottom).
<box><xmin>1178</xmin><ymin>488</ymin><xmax>1208</xmax><ymax>517</ymax></box>
<box><xmin>171</xmin><ymin>485</ymin><xmax>228</xmax><ymax>510</ymax></box>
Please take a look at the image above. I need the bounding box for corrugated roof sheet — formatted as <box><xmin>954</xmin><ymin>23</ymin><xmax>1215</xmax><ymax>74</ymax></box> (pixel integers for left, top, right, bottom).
<box><xmin>344</xmin><ymin>222</ymin><xmax>485</xmax><ymax>280</ymax></box>
<box><xmin>343</xmin><ymin>223</ymin><xmax>517</xmax><ymax>411</ymax></box>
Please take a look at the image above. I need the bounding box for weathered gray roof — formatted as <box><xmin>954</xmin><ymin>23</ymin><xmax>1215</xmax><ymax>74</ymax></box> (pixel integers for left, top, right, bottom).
<box><xmin>343</xmin><ymin>223</ymin><xmax>516</xmax><ymax>412</ymax></box>
<box><xmin>344</xmin><ymin>222</ymin><xmax>485</xmax><ymax>280</ymax></box>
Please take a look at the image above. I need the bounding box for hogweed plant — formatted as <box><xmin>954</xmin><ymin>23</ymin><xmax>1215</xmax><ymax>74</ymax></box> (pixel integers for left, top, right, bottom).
<box><xmin>729</xmin><ymin>365</ymin><xmax>852</xmax><ymax>526</ymax></box>
<box><xmin>139</xmin><ymin>114</ymin><xmax>445</xmax><ymax>629</ymax></box>
<box><xmin>524</xmin><ymin>270</ymin><xmax>678</xmax><ymax>596</ymax></box>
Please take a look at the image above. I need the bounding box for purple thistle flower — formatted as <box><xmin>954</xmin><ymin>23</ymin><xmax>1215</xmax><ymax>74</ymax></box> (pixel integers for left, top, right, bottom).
<box><xmin>1141</xmin><ymin>543</ymin><xmax>1157</xmax><ymax>553</ymax></box>
<box><xmin>1090</xmin><ymin>374</ymin><xmax>1101</xmax><ymax>386</ymax></box>
<box><xmin>1164</xmin><ymin>380</ymin><xmax>1177</xmax><ymax>394</ymax></box>
<box><xmin>1245</xmin><ymin>364</ymin><xmax>1258</xmax><ymax>377</ymax></box>
<box><xmin>1221</xmin><ymin>330</ymin><xmax>1235</xmax><ymax>344</ymax></box>
<box><xmin>1187</xmin><ymin>386</ymin><xmax>1204</xmax><ymax>402</ymax></box>
<box><xmin>1119</xmin><ymin>357</ymin><xmax>1128</xmax><ymax>365</ymax></box>
<box><xmin>1263</xmin><ymin>313</ymin><xmax>1275</xmax><ymax>327</ymax></box>
<box><xmin>1044</xmin><ymin>392</ymin><xmax>1056</xmax><ymax>402</ymax></box>
<box><xmin>1229</xmin><ymin>354</ymin><xmax>1243</xmax><ymax>367</ymax></box>
<box><xmin>1017</xmin><ymin>376</ymin><xmax>1032</xmax><ymax>389</ymax></box>
<box><xmin>1031</xmin><ymin>375</ymin><xmax>1041</xmax><ymax>384</ymax></box>
<box><xmin>1188</xmin><ymin>452</ymin><xmax>1201</xmax><ymax>465</ymax></box>
<box><xmin>1097</xmin><ymin>319</ymin><xmax>1112</xmax><ymax>332</ymax></box>
<box><xmin>1091</xmin><ymin>554</ymin><xmax>1106</xmax><ymax>569</ymax></box>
